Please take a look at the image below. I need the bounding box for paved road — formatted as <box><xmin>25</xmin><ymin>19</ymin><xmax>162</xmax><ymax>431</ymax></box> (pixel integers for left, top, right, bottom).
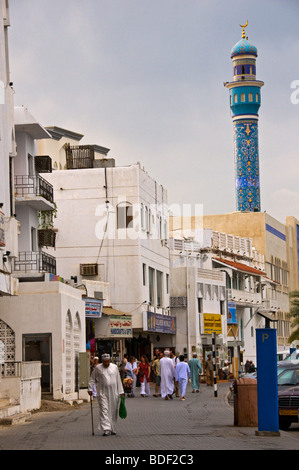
<box><xmin>1</xmin><ymin>382</ymin><xmax>299</xmax><ymax>453</ymax></box>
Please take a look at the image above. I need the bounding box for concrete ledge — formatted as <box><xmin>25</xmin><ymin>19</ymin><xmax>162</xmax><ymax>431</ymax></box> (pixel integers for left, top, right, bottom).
<box><xmin>0</xmin><ymin>412</ymin><xmax>31</xmax><ymax>426</ymax></box>
<box><xmin>255</xmin><ymin>430</ymin><xmax>281</xmax><ymax>437</ymax></box>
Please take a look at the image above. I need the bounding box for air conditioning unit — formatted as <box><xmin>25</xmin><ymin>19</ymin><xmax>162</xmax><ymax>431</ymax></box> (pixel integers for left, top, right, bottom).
<box><xmin>80</xmin><ymin>263</ymin><xmax>98</xmax><ymax>276</ymax></box>
<box><xmin>35</xmin><ymin>155</ymin><xmax>52</xmax><ymax>173</ymax></box>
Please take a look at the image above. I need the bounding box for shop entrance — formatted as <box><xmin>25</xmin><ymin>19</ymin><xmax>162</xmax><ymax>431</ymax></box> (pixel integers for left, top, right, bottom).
<box><xmin>125</xmin><ymin>336</ymin><xmax>151</xmax><ymax>361</ymax></box>
<box><xmin>22</xmin><ymin>333</ymin><xmax>52</xmax><ymax>394</ymax></box>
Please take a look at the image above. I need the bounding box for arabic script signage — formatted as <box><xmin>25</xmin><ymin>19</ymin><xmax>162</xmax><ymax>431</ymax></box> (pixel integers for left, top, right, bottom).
<box><xmin>110</xmin><ymin>316</ymin><xmax>132</xmax><ymax>337</ymax></box>
<box><xmin>85</xmin><ymin>298</ymin><xmax>103</xmax><ymax>318</ymax></box>
<box><xmin>143</xmin><ymin>312</ymin><xmax>176</xmax><ymax>334</ymax></box>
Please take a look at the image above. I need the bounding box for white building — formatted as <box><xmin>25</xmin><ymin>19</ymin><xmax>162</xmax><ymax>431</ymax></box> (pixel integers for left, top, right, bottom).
<box><xmin>169</xmin><ymin>228</ymin><xmax>277</xmax><ymax>377</ymax></box>
<box><xmin>0</xmin><ymin>0</ymin><xmax>18</xmax><ymax>298</ymax></box>
<box><xmin>38</xmin><ymin>131</ymin><xmax>173</xmax><ymax>360</ymax></box>
<box><xmin>0</xmin><ymin>107</ymin><xmax>88</xmax><ymax>402</ymax></box>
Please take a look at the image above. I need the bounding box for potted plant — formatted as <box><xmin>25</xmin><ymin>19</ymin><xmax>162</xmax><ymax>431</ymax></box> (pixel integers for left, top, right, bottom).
<box><xmin>38</xmin><ymin>203</ymin><xmax>57</xmax><ymax>248</ymax></box>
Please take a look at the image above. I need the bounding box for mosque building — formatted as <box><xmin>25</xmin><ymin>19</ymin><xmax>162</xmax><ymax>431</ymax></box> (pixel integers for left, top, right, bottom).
<box><xmin>225</xmin><ymin>22</ymin><xmax>264</xmax><ymax>213</ymax></box>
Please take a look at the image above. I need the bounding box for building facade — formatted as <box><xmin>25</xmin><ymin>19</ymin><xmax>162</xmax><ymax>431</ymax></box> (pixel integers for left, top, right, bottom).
<box><xmin>169</xmin><ymin>228</ymin><xmax>274</xmax><ymax>376</ymax></box>
<box><xmin>0</xmin><ymin>0</ymin><xmax>19</xmax><ymax>298</ymax></box>
<box><xmin>38</xmin><ymin>134</ymin><xmax>173</xmax><ymax>361</ymax></box>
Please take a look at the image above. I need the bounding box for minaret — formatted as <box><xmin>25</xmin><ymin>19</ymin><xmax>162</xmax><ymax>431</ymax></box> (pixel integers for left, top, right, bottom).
<box><xmin>225</xmin><ymin>22</ymin><xmax>264</xmax><ymax>212</ymax></box>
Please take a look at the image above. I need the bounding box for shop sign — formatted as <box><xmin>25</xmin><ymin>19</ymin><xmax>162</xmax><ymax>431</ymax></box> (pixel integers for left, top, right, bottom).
<box><xmin>203</xmin><ymin>313</ymin><xmax>222</xmax><ymax>335</ymax></box>
<box><xmin>227</xmin><ymin>302</ymin><xmax>238</xmax><ymax>324</ymax></box>
<box><xmin>110</xmin><ymin>316</ymin><xmax>132</xmax><ymax>337</ymax></box>
<box><xmin>143</xmin><ymin>311</ymin><xmax>176</xmax><ymax>334</ymax></box>
<box><xmin>0</xmin><ymin>211</ymin><xmax>5</xmax><ymax>247</ymax></box>
<box><xmin>85</xmin><ymin>298</ymin><xmax>103</xmax><ymax>318</ymax></box>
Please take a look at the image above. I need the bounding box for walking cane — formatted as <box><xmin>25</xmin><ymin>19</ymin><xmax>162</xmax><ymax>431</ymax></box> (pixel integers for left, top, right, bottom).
<box><xmin>90</xmin><ymin>395</ymin><xmax>94</xmax><ymax>435</ymax></box>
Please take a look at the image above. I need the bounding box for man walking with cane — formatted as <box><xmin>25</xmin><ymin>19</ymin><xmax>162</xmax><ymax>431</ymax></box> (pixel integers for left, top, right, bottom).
<box><xmin>88</xmin><ymin>353</ymin><xmax>125</xmax><ymax>436</ymax></box>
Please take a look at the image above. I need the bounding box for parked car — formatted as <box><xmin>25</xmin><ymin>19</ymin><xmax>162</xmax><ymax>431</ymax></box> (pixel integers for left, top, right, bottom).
<box><xmin>277</xmin><ymin>361</ymin><xmax>299</xmax><ymax>377</ymax></box>
<box><xmin>241</xmin><ymin>362</ymin><xmax>297</xmax><ymax>381</ymax></box>
<box><xmin>277</xmin><ymin>365</ymin><xmax>299</xmax><ymax>390</ymax></box>
<box><xmin>278</xmin><ymin>385</ymin><xmax>299</xmax><ymax>430</ymax></box>
<box><xmin>277</xmin><ymin>350</ymin><xmax>299</xmax><ymax>366</ymax></box>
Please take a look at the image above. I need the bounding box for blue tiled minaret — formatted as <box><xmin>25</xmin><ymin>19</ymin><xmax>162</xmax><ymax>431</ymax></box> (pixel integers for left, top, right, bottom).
<box><xmin>225</xmin><ymin>22</ymin><xmax>264</xmax><ymax>212</ymax></box>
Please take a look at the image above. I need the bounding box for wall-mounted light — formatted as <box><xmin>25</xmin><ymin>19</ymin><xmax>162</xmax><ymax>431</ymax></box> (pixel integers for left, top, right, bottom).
<box><xmin>3</xmin><ymin>251</ymin><xmax>11</xmax><ymax>262</ymax></box>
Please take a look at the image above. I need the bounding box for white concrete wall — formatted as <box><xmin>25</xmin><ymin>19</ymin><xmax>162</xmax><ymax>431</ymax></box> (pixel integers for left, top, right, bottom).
<box><xmin>42</xmin><ymin>164</ymin><xmax>170</xmax><ymax>331</ymax></box>
<box><xmin>0</xmin><ymin>281</ymin><xmax>86</xmax><ymax>400</ymax></box>
<box><xmin>0</xmin><ymin>0</ymin><xmax>18</xmax><ymax>284</ymax></box>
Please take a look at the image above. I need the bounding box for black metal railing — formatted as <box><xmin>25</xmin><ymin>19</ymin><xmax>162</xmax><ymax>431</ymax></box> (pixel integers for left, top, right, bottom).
<box><xmin>65</xmin><ymin>144</ymin><xmax>94</xmax><ymax>169</ymax></box>
<box><xmin>14</xmin><ymin>175</ymin><xmax>54</xmax><ymax>203</ymax></box>
<box><xmin>13</xmin><ymin>251</ymin><xmax>56</xmax><ymax>275</ymax></box>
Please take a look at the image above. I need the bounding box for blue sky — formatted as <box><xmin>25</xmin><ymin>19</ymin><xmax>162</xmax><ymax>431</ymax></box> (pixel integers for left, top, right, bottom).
<box><xmin>8</xmin><ymin>0</ymin><xmax>299</xmax><ymax>222</ymax></box>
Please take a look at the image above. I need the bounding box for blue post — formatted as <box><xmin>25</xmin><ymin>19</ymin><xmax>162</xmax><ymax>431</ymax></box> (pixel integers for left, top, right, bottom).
<box><xmin>256</xmin><ymin>329</ymin><xmax>280</xmax><ymax>436</ymax></box>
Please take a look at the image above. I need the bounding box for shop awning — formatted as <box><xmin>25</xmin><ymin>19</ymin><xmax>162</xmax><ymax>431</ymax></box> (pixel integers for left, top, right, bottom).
<box><xmin>256</xmin><ymin>310</ymin><xmax>278</xmax><ymax>323</ymax></box>
<box><xmin>102</xmin><ymin>306</ymin><xmax>131</xmax><ymax>317</ymax></box>
<box><xmin>213</xmin><ymin>257</ymin><xmax>265</xmax><ymax>276</ymax></box>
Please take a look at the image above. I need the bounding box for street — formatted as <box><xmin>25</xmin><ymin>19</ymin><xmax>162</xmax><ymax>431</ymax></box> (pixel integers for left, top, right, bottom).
<box><xmin>0</xmin><ymin>383</ymin><xmax>299</xmax><ymax>453</ymax></box>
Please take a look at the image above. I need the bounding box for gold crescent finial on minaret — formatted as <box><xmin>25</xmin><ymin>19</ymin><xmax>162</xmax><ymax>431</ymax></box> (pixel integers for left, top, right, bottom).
<box><xmin>240</xmin><ymin>20</ymin><xmax>248</xmax><ymax>39</ymax></box>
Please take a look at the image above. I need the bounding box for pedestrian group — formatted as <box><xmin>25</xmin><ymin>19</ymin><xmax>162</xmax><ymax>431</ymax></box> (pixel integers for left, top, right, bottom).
<box><xmin>88</xmin><ymin>349</ymin><xmax>215</xmax><ymax>437</ymax></box>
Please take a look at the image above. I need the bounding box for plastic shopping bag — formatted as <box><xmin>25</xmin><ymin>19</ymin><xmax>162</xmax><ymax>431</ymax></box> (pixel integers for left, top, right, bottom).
<box><xmin>119</xmin><ymin>396</ymin><xmax>127</xmax><ymax>419</ymax></box>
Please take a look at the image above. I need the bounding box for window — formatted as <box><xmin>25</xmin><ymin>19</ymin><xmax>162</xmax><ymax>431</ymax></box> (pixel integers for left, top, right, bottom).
<box><xmin>31</xmin><ymin>227</ymin><xmax>37</xmax><ymax>252</ymax></box>
<box><xmin>145</xmin><ymin>207</ymin><xmax>149</xmax><ymax>232</ymax></box>
<box><xmin>28</xmin><ymin>154</ymin><xmax>34</xmax><ymax>177</ymax></box>
<box><xmin>249</xmin><ymin>93</ymin><xmax>253</xmax><ymax>102</ymax></box>
<box><xmin>149</xmin><ymin>267</ymin><xmax>155</xmax><ymax>305</ymax></box>
<box><xmin>156</xmin><ymin>271</ymin><xmax>163</xmax><ymax>307</ymax></box>
<box><xmin>234</xmin><ymin>94</ymin><xmax>238</xmax><ymax>104</ymax></box>
<box><xmin>198</xmin><ymin>298</ymin><xmax>203</xmax><ymax>313</ymax></box>
<box><xmin>117</xmin><ymin>202</ymin><xmax>133</xmax><ymax>229</ymax></box>
<box><xmin>256</xmin><ymin>93</ymin><xmax>259</xmax><ymax>102</ymax></box>
<box><xmin>241</xmin><ymin>93</ymin><xmax>245</xmax><ymax>102</ymax></box>
<box><xmin>140</xmin><ymin>204</ymin><xmax>145</xmax><ymax>230</ymax></box>
<box><xmin>166</xmin><ymin>273</ymin><xmax>169</xmax><ymax>294</ymax></box>
<box><xmin>142</xmin><ymin>263</ymin><xmax>146</xmax><ymax>286</ymax></box>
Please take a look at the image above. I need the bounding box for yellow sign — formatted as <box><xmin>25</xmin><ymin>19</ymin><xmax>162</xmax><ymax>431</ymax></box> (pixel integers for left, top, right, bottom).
<box><xmin>279</xmin><ymin>410</ymin><xmax>298</xmax><ymax>416</ymax></box>
<box><xmin>203</xmin><ymin>313</ymin><xmax>222</xmax><ymax>335</ymax></box>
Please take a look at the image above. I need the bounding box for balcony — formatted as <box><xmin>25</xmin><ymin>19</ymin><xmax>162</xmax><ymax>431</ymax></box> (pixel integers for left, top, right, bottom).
<box><xmin>13</xmin><ymin>251</ymin><xmax>56</xmax><ymax>277</ymax></box>
<box><xmin>65</xmin><ymin>144</ymin><xmax>94</xmax><ymax>169</ymax></box>
<box><xmin>14</xmin><ymin>175</ymin><xmax>54</xmax><ymax>211</ymax></box>
<box><xmin>227</xmin><ymin>288</ymin><xmax>262</xmax><ymax>306</ymax></box>
<box><xmin>261</xmin><ymin>298</ymin><xmax>279</xmax><ymax>312</ymax></box>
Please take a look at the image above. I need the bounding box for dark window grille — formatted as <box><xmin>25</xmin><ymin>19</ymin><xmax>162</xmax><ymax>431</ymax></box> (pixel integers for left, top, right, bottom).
<box><xmin>14</xmin><ymin>175</ymin><xmax>54</xmax><ymax>203</ymax></box>
<box><xmin>65</xmin><ymin>144</ymin><xmax>95</xmax><ymax>169</ymax></box>
<box><xmin>13</xmin><ymin>251</ymin><xmax>56</xmax><ymax>274</ymax></box>
<box><xmin>35</xmin><ymin>155</ymin><xmax>52</xmax><ymax>173</ymax></box>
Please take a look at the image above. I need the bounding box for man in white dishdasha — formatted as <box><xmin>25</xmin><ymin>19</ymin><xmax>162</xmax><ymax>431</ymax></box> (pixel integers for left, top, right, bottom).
<box><xmin>88</xmin><ymin>353</ymin><xmax>124</xmax><ymax>436</ymax></box>
<box><xmin>159</xmin><ymin>349</ymin><xmax>175</xmax><ymax>400</ymax></box>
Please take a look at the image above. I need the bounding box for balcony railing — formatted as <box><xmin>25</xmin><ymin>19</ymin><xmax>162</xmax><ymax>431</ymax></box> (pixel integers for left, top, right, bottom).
<box><xmin>14</xmin><ymin>175</ymin><xmax>54</xmax><ymax>204</ymax></box>
<box><xmin>261</xmin><ymin>298</ymin><xmax>279</xmax><ymax>311</ymax></box>
<box><xmin>1</xmin><ymin>361</ymin><xmax>21</xmax><ymax>378</ymax></box>
<box><xmin>13</xmin><ymin>251</ymin><xmax>56</xmax><ymax>275</ymax></box>
<box><xmin>65</xmin><ymin>144</ymin><xmax>94</xmax><ymax>169</ymax></box>
<box><xmin>227</xmin><ymin>288</ymin><xmax>262</xmax><ymax>305</ymax></box>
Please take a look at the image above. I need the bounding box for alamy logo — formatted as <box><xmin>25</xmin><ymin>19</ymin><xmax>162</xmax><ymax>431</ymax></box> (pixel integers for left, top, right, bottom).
<box><xmin>290</xmin><ymin>80</ymin><xmax>299</xmax><ymax>104</ymax></box>
<box><xmin>0</xmin><ymin>80</ymin><xmax>5</xmax><ymax>104</ymax></box>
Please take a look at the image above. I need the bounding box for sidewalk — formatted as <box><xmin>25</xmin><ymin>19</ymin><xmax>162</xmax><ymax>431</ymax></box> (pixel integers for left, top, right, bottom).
<box><xmin>0</xmin><ymin>382</ymin><xmax>298</xmax><ymax>451</ymax></box>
